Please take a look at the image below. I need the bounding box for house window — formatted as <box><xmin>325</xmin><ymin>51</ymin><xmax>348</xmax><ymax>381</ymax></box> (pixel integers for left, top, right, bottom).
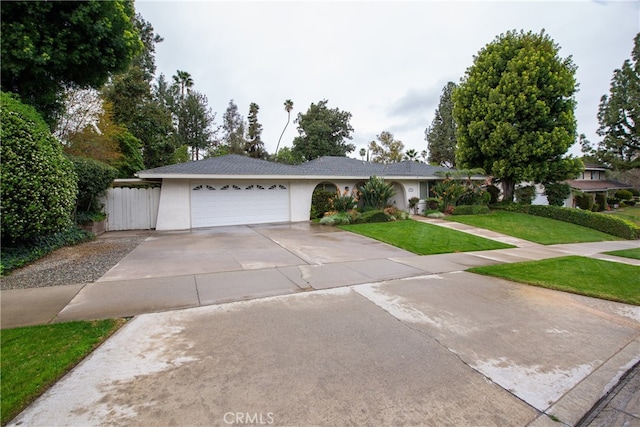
<box><xmin>420</xmin><ymin>182</ymin><xmax>428</xmax><ymax>199</ymax></box>
<box><xmin>591</xmin><ymin>171</ymin><xmax>597</xmax><ymax>180</ymax></box>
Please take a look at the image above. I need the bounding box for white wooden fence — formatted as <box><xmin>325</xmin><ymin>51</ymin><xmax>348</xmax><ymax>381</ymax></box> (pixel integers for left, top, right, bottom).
<box><xmin>100</xmin><ymin>186</ymin><xmax>161</xmax><ymax>231</ymax></box>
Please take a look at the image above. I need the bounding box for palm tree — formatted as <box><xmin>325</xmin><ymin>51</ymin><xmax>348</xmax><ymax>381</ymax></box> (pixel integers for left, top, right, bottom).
<box><xmin>172</xmin><ymin>70</ymin><xmax>193</xmax><ymax>99</ymax></box>
<box><xmin>275</xmin><ymin>99</ymin><xmax>293</xmax><ymax>155</ymax></box>
<box><xmin>359</xmin><ymin>148</ymin><xmax>366</xmax><ymax>160</ymax></box>
<box><xmin>404</xmin><ymin>149</ymin><xmax>420</xmax><ymax>162</ymax></box>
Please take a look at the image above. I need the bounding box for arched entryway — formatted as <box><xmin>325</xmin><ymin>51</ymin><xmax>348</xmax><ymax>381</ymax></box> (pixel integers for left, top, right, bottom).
<box><xmin>310</xmin><ymin>182</ymin><xmax>338</xmax><ymax>219</ymax></box>
<box><xmin>389</xmin><ymin>182</ymin><xmax>406</xmax><ymax>210</ymax></box>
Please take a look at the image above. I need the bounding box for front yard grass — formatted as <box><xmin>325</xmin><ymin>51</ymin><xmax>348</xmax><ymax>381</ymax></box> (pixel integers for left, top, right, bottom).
<box><xmin>607</xmin><ymin>205</ymin><xmax>640</xmax><ymax>226</ymax></box>
<box><xmin>339</xmin><ymin>220</ymin><xmax>514</xmax><ymax>255</ymax></box>
<box><xmin>469</xmin><ymin>256</ymin><xmax>640</xmax><ymax>305</ymax></box>
<box><xmin>448</xmin><ymin>210</ymin><xmax>621</xmax><ymax>244</ymax></box>
<box><xmin>604</xmin><ymin>248</ymin><xmax>640</xmax><ymax>260</ymax></box>
<box><xmin>1</xmin><ymin>319</ymin><xmax>126</xmax><ymax>426</ymax></box>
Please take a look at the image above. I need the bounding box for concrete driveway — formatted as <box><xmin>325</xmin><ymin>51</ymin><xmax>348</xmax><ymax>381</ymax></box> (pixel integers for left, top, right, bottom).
<box><xmin>6</xmin><ymin>222</ymin><xmax>640</xmax><ymax>426</ymax></box>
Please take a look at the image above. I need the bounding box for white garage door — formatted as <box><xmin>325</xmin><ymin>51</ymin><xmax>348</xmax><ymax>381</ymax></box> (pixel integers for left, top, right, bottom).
<box><xmin>191</xmin><ymin>182</ymin><xmax>290</xmax><ymax>228</ymax></box>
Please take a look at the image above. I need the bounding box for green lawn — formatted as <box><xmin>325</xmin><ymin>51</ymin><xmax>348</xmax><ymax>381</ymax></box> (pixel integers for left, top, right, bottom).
<box><xmin>1</xmin><ymin>319</ymin><xmax>125</xmax><ymax>425</ymax></box>
<box><xmin>448</xmin><ymin>210</ymin><xmax>621</xmax><ymax>244</ymax></box>
<box><xmin>607</xmin><ymin>205</ymin><xmax>640</xmax><ymax>226</ymax></box>
<box><xmin>604</xmin><ymin>247</ymin><xmax>640</xmax><ymax>260</ymax></box>
<box><xmin>339</xmin><ymin>220</ymin><xmax>514</xmax><ymax>255</ymax></box>
<box><xmin>469</xmin><ymin>256</ymin><xmax>640</xmax><ymax>305</ymax></box>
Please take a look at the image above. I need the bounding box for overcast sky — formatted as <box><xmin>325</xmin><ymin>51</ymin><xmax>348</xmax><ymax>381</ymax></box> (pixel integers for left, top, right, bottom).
<box><xmin>136</xmin><ymin>0</ymin><xmax>639</xmax><ymax>160</ymax></box>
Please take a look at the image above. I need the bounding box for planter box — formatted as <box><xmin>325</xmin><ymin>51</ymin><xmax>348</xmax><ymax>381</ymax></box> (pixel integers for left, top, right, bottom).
<box><xmin>80</xmin><ymin>219</ymin><xmax>107</xmax><ymax>235</ymax></box>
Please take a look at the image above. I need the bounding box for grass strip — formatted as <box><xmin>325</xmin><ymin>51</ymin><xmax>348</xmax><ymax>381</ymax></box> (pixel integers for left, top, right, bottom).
<box><xmin>1</xmin><ymin>319</ymin><xmax>126</xmax><ymax>425</ymax></box>
<box><xmin>469</xmin><ymin>256</ymin><xmax>640</xmax><ymax>305</ymax></box>
<box><xmin>448</xmin><ymin>211</ymin><xmax>621</xmax><ymax>244</ymax></box>
<box><xmin>603</xmin><ymin>248</ymin><xmax>640</xmax><ymax>260</ymax></box>
<box><xmin>340</xmin><ymin>220</ymin><xmax>513</xmax><ymax>255</ymax></box>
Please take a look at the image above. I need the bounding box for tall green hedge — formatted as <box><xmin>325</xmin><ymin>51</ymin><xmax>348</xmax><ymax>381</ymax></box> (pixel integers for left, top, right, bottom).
<box><xmin>0</xmin><ymin>92</ymin><xmax>77</xmax><ymax>244</ymax></box>
<box><xmin>68</xmin><ymin>155</ymin><xmax>118</xmax><ymax>214</ymax></box>
<box><xmin>501</xmin><ymin>204</ymin><xmax>639</xmax><ymax>240</ymax></box>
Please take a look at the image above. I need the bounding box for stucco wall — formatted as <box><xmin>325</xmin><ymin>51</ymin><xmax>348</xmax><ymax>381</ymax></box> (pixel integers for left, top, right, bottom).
<box><xmin>155</xmin><ymin>180</ymin><xmax>192</xmax><ymax>230</ymax></box>
<box><xmin>154</xmin><ymin>178</ymin><xmax>419</xmax><ymax>231</ymax></box>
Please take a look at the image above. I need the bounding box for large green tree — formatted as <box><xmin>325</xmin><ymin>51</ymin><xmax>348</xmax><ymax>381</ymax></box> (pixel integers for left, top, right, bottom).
<box><xmin>425</xmin><ymin>82</ymin><xmax>457</xmax><ymax>167</ymax></box>
<box><xmin>585</xmin><ymin>33</ymin><xmax>640</xmax><ymax>170</ymax></box>
<box><xmin>1</xmin><ymin>1</ymin><xmax>141</xmax><ymax>124</ymax></box>
<box><xmin>176</xmin><ymin>91</ymin><xmax>216</xmax><ymax>160</ymax></box>
<box><xmin>101</xmin><ymin>15</ymin><xmax>178</xmax><ymax>171</ymax></box>
<box><xmin>453</xmin><ymin>30</ymin><xmax>583</xmax><ymax>201</ymax></box>
<box><xmin>245</xmin><ymin>102</ymin><xmax>266</xmax><ymax>158</ymax></box>
<box><xmin>292</xmin><ymin>100</ymin><xmax>355</xmax><ymax>161</ymax></box>
<box><xmin>368</xmin><ymin>131</ymin><xmax>405</xmax><ymax>164</ymax></box>
<box><xmin>218</xmin><ymin>99</ymin><xmax>247</xmax><ymax>155</ymax></box>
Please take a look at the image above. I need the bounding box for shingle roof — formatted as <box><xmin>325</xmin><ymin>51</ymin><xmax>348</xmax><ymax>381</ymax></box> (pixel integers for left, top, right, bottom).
<box><xmin>567</xmin><ymin>179</ymin><xmax>632</xmax><ymax>192</ymax></box>
<box><xmin>137</xmin><ymin>154</ymin><xmax>455</xmax><ymax>178</ymax></box>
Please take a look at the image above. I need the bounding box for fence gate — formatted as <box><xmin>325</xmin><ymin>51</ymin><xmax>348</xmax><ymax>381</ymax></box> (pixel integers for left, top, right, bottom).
<box><xmin>101</xmin><ymin>186</ymin><xmax>161</xmax><ymax>231</ymax></box>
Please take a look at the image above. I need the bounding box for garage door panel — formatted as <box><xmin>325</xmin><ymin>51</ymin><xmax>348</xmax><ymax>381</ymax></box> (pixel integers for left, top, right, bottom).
<box><xmin>191</xmin><ymin>182</ymin><xmax>290</xmax><ymax>228</ymax></box>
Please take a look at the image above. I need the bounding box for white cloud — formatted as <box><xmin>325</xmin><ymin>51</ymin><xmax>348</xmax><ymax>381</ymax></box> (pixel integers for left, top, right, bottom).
<box><xmin>137</xmin><ymin>0</ymin><xmax>639</xmax><ymax>158</ymax></box>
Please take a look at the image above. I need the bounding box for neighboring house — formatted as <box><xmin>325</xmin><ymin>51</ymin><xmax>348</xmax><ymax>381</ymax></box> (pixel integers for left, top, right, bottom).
<box><xmin>566</xmin><ymin>163</ymin><xmax>633</xmax><ymax>208</ymax></box>
<box><xmin>136</xmin><ymin>155</ymin><xmax>453</xmax><ymax>230</ymax></box>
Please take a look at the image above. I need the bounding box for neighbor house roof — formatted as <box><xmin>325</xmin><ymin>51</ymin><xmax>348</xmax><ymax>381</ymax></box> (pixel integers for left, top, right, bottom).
<box><xmin>137</xmin><ymin>154</ymin><xmax>455</xmax><ymax>179</ymax></box>
<box><xmin>567</xmin><ymin>179</ymin><xmax>632</xmax><ymax>192</ymax></box>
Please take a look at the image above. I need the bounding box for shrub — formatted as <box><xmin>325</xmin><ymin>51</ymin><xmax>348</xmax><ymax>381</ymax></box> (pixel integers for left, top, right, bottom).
<box><xmin>629</xmin><ymin>188</ymin><xmax>640</xmax><ymax>197</ymax></box>
<box><xmin>68</xmin><ymin>155</ymin><xmax>118</xmax><ymax>217</ymax></box>
<box><xmin>384</xmin><ymin>207</ymin><xmax>411</xmax><ymax>221</ymax></box>
<box><xmin>486</xmin><ymin>185</ymin><xmax>501</xmax><ymax>204</ymax></box>
<box><xmin>452</xmin><ymin>205</ymin><xmax>491</xmax><ymax>215</ymax></box>
<box><xmin>615</xmin><ymin>189</ymin><xmax>633</xmax><ymax>201</ymax></box>
<box><xmin>427</xmin><ymin>211</ymin><xmax>445</xmax><ymax>219</ymax></box>
<box><xmin>319</xmin><ymin>212</ymin><xmax>355</xmax><ymax>226</ymax></box>
<box><xmin>425</xmin><ymin>197</ymin><xmax>440</xmax><ymax>210</ymax></box>
<box><xmin>408</xmin><ymin>197</ymin><xmax>420</xmax><ymax>214</ymax></box>
<box><xmin>1</xmin><ymin>226</ymin><xmax>94</xmax><ymax>275</ymax></box>
<box><xmin>432</xmin><ymin>178</ymin><xmax>466</xmax><ymax>211</ymax></box>
<box><xmin>311</xmin><ymin>189</ymin><xmax>334</xmax><ymax>219</ymax></box>
<box><xmin>0</xmin><ymin>92</ymin><xmax>78</xmax><ymax>244</ymax></box>
<box><xmin>355</xmin><ymin>210</ymin><xmax>390</xmax><ymax>224</ymax></box>
<box><xmin>331</xmin><ymin>189</ymin><xmax>357</xmax><ymax>213</ymax></box>
<box><xmin>544</xmin><ymin>182</ymin><xmax>572</xmax><ymax>206</ymax></box>
<box><xmin>500</xmin><ymin>204</ymin><xmax>639</xmax><ymax>240</ymax></box>
<box><xmin>458</xmin><ymin>185</ymin><xmax>489</xmax><ymax>206</ymax></box>
<box><xmin>358</xmin><ymin>176</ymin><xmax>395</xmax><ymax>210</ymax></box>
<box><xmin>515</xmin><ymin>185</ymin><xmax>536</xmax><ymax>205</ymax></box>
<box><xmin>575</xmin><ymin>193</ymin><xmax>594</xmax><ymax>211</ymax></box>
<box><xmin>595</xmin><ymin>194</ymin><xmax>607</xmax><ymax>211</ymax></box>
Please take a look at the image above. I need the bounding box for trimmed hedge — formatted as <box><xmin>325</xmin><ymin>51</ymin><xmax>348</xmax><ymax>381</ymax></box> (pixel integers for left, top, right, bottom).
<box><xmin>452</xmin><ymin>205</ymin><xmax>491</xmax><ymax>215</ymax></box>
<box><xmin>500</xmin><ymin>204</ymin><xmax>639</xmax><ymax>240</ymax></box>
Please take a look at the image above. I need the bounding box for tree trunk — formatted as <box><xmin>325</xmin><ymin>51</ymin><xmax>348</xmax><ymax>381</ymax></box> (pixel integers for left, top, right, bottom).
<box><xmin>502</xmin><ymin>179</ymin><xmax>515</xmax><ymax>202</ymax></box>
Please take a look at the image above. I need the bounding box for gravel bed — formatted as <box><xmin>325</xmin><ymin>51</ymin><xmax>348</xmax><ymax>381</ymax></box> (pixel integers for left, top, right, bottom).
<box><xmin>1</xmin><ymin>234</ymin><xmax>149</xmax><ymax>291</ymax></box>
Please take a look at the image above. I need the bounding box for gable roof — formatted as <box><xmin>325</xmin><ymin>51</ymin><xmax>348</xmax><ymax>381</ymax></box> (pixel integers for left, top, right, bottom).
<box><xmin>137</xmin><ymin>154</ymin><xmax>454</xmax><ymax>179</ymax></box>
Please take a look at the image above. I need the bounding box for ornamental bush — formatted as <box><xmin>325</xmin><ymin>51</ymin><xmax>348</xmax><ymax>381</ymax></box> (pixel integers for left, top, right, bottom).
<box><xmin>575</xmin><ymin>193</ymin><xmax>594</xmax><ymax>211</ymax></box>
<box><xmin>359</xmin><ymin>176</ymin><xmax>395</xmax><ymax>210</ymax></box>
<box><xmin>0</xmin><ymin>92</ymin><xmax>78</xmax><ymax>244</ymax></box>
<box><xmin>515</xmin><ymin>185</ymin><xmax>536</xmax><ymax>205</ymax></box>
<box><xmin>615</xmin><ymin>189</ymin><xmax>633</xmax><ymax>201</ymax></box>
<box><xmin>68</xmin><ymin>155</ymin><xmax>118</xmax><ymax>215</ymax></box>
<box><xmin>310</xmin><ymin>189</ymin><xmax>334</xmax><ymax>219</ymax></box>
<box><xmin>544</xmin><ymin>182</ymin><xmax>572</xmax><ymax>206</ymax></box>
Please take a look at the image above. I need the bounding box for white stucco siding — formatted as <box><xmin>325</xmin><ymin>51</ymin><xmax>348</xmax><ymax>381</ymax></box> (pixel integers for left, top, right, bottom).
<box><xmin>155</xmin><ymin>180</ymin><xmax>192</xmax><ymax>230</ymax></box>
<box><xmin>290</xmin><ymin>181</ymin><xmax>317</xmax><ymax>222</ymax></box>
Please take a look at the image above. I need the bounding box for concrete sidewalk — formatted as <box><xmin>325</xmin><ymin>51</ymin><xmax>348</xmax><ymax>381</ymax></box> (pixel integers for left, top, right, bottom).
<box><xmin>2</xmin><ymin>222</ymin><xmax>639</xmax><ymax>426</ymax></box>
